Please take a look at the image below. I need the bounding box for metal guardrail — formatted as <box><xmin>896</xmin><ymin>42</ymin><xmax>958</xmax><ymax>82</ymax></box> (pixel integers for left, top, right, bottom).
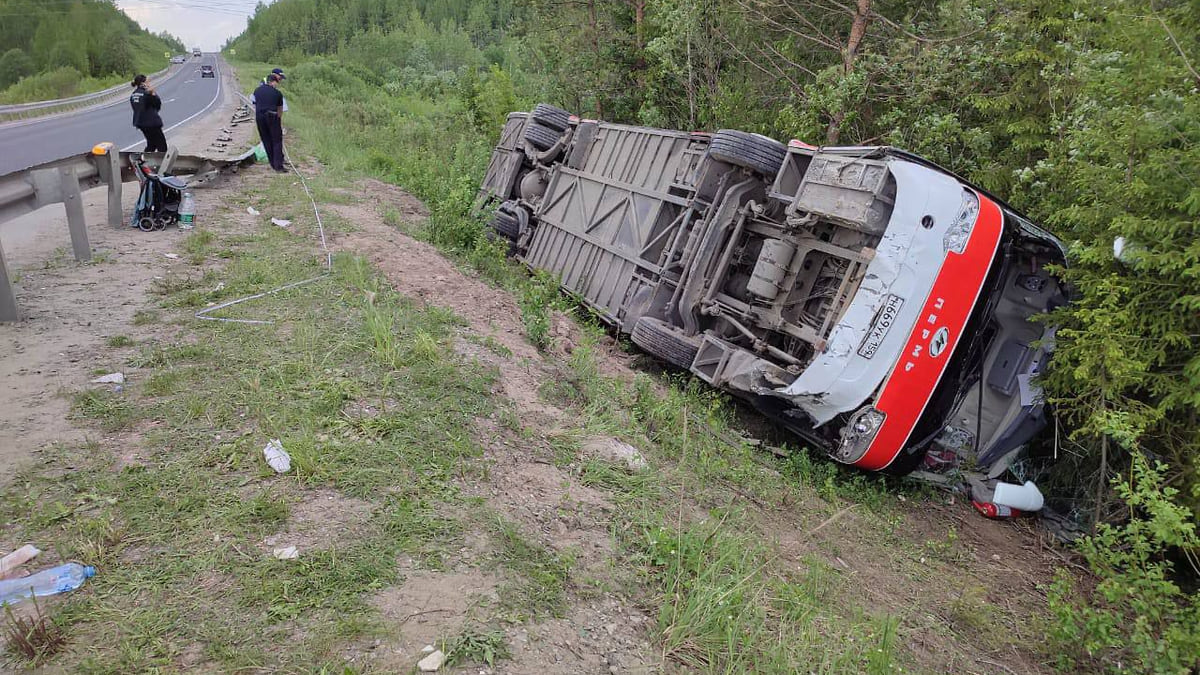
<box><xmin>0</xmin><ymin>143</ymin><xmax>257</xmax><ymax>321</ymax></box>
<box><xmin>0</xmin><ymin>64</ymin><xmax>174</xmax><ymax>124</ymax></box>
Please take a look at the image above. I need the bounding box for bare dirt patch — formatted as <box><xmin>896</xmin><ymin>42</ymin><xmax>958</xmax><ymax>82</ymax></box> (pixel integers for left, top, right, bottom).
<box><xmin>264</xmin><ymin>487</ymin><xmax>374</xmax><ymax>553</ymax></box>
<box><xmin>368</xmin><ymin>568</ymin><xmax>501</xmax><ymax>669</ymax></box>
<box><xmin>501</xmin><ymin>601</ymin><xmax>658</xmax><ymax>675</ymax></box>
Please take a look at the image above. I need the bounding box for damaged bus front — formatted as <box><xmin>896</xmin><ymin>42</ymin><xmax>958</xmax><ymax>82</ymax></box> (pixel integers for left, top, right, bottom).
<box><xmin>477</xmin><ymin>106</ymin><xmax>1067</xmax><ymax>492</ymax></box>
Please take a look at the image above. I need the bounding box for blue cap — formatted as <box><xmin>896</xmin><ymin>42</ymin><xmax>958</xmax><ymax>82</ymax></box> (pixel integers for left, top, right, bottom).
<box><xmin>83</xmin><ymin>566</ymin><xmax>96</xmax><ymax>578</ymax></box>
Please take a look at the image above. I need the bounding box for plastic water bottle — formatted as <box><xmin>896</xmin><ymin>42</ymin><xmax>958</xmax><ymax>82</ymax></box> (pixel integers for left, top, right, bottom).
<box><xmin>0</xmin><ymin>563</ymin><xmax>96</xmax><ymax>606</ymax></box>
<box><xmin>179</xmin><ymin>191</ymin><xmax>196</xmax><ymax>229</ymax></box>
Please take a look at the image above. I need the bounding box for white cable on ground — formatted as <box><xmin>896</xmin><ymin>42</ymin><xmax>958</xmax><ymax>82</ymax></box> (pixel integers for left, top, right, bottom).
<box><xmin>195</xmin><ymin>145</ymin><xmax>331</xmax><ymax>325</ymax></box>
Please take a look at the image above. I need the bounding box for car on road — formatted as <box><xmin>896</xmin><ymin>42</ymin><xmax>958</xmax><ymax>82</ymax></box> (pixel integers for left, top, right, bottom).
<box><xmin>170</xmin><ymin>55</ymin><xmax>185</xmax><ymax>64</ymax></box>
<box><xmin>200</xmin><ymin>65</ymin><xmax>215</xmax><ymax>79</ymax></box>
<box><xmin>478</xmin><ymin>105</ymin><xmax>1068</xmax><ymax>481</ymax></box>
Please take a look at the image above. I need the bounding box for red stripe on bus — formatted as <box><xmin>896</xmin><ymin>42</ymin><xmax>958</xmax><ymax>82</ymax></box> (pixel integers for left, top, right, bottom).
<box><xmin>854</xmin><ymin>193</ymin><xmax>1003</xmax><ymax>471</ymax></box>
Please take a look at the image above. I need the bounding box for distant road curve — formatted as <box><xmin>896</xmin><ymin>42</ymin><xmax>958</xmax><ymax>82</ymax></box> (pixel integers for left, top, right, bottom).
<box><xmin>0</xmin><ymin>54</ymin><xmax>225</xmax><ymax>175</ymax></box>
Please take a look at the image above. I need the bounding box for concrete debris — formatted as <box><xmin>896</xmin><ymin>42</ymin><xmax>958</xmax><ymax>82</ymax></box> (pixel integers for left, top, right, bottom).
<box><xmin>583</xmin><ymin>437</ymin><xmax>649</xmax><ymax>471</ymax></box>
<box><xmin>91</xmin><ymin>372</ymin><xmax>125</xmax><ymax>385</ymax></box>
<box><xmin>0</xmin><ymin>545</ymin><xmax>41</xmax><ymax>580</ymax></box>
<box><xmin>417</xmin><ymin>650</ymin><xmax>446</xmax><ymax>672</ymax></box>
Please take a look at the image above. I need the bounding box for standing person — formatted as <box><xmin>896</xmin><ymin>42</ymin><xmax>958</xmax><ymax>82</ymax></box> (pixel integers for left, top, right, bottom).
<box><xmin>253</xmin><ymin>73</ymin><xmax>286</xmax><ymax>172</ymax></box>
<box><xmin>250</xmin><ymin>68</ymin><xmax>287</xmax><ymax>112</ymax></box>
<box><xmin>129</xmin><ymin>74</ymin><xmax>167</xmax><ymax>152</ymax></box>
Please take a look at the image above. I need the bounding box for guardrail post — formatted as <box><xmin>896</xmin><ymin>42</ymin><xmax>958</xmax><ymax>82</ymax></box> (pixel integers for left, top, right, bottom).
<box><xmin>160</xmin><ymin>145</ymin><xmax>179</xmax><ymax>175</ymax></box>
<box><xmin>0</xmin><ymin>241</ymin><xmax>17</xmax><ymax>322</ymax></box>
<box><xmin>93</xmin><ymin>143</ymin><xmax>123</xmax><ymax>227</ymax></box>
<box><xmin>59</xmin><ymin>166</ymin><xmax>91</xmax><ymax>262</ymax></box>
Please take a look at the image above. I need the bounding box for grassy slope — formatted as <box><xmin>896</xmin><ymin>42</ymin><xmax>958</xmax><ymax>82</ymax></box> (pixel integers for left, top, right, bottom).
<box><xmin>0</xmin><ymin>60</ymin><xmax>1057</xmax><ymax>673</ymax></box>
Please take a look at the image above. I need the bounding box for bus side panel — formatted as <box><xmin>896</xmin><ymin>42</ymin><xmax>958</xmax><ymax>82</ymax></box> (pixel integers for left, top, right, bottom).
<box><xmin>580</xmin><ymin>124</ymin><xmax>695</xmax><ymax>192</ymax></box>
<box><xmin>524</xmin><ymin>167</ymin><xmax>675</xmax><ymax>321</ymax></box>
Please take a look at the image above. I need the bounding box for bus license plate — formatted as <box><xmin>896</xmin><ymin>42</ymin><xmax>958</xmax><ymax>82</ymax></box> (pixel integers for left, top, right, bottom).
<box><xmin>858</xmin><ymin>294</ymin><xmax>904</xmax><ymax>359</ymax></box>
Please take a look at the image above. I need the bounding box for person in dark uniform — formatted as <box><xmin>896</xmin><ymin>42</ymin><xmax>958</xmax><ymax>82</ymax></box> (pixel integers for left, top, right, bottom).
<box><xmin>253</xmin><ymin>74</ymin><xmax>286</xmax><ymax>172</ymax></box>
<box><xmin>129</xmin><ymin>74</ymin><xmax>167</xmax><ymax>152</ymax></box>
<box><xmin>251</xmin><ymin>68</ymin><xmax>287</xmax><ymax>112</ymax></box>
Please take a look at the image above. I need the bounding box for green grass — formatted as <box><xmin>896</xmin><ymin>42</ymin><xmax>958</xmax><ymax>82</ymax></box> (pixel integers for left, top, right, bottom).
<box><xmin>71</xmin><ymin>390</ymin><xmax>139</xmax><ymax>432</ymax></box>
<box><xmin>181</xmin><ymin>230</ymin><xmax>216</xmax><ymax>265</ymax></box>
<box><xmin>489</xmin><ymin>518</ymin><xmax>573</xmax><ymax>621</ymax></box>
<box><xmin>636</xmin><ymin>513</ymin><xmax>901</xmax><ymax>673</ymax></box>
<box><xmin>445</xmin><ymin>626</ymin><xmax>510</xmax><ymax>667</ymax></box>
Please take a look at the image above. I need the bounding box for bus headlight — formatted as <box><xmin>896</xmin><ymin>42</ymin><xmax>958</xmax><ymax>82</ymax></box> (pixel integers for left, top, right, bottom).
<box><xmin>943</xmin><ymin>190</ymin><xmax>980</xmax><ymax>254</ymax></box>
<box><xmin>836</xmin><ymin>407</ymin><xmax>886</xmax><ymax>463</ymax></box>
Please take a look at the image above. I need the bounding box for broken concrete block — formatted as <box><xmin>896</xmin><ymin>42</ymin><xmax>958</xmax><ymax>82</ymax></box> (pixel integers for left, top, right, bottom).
<box><xmin>417</xmin><ymin>649</ymin><xmax>445</xmax><ymax>671</ymax></box>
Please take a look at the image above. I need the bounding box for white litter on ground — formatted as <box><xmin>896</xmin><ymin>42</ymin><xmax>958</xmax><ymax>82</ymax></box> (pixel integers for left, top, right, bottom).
<box><xmin>262</xmin><ymin>438</ymin><xmax>291</xmax><ymax>473</ymax></box>
<box><xmin>272</xmin><ymin>546</ymin><xmax>299</xmax><ymax>560</ymax></box>
<box><xmin>90</xmin><ymin>373</ymin><xmax>125</xmax><ymax>385</ymax></box>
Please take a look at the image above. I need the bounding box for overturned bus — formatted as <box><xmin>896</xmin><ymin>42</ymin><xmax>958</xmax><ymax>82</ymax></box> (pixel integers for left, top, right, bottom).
<box><xmin>477</xmin><ymin>104</ymin><xmax>1068</xmax><ymax>479</ymax></box>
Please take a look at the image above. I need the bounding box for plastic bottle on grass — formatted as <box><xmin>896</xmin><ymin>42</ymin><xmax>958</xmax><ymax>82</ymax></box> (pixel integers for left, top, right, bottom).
<box><xmin>179</xmin><ymin>191</ymin><xmax>195</xmax><ymax>229</ymax></box>
<box><xmin>0</xmin><ymin>563</ymin><xmax>96</xmax><ymax>606</ymax></box>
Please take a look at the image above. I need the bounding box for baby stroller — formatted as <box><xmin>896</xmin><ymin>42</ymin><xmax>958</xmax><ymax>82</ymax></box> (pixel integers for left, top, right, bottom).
<box><xmin>130</xmin><ymin>155</ymin><xmax>188</xmax><ymax>231</ymax></box>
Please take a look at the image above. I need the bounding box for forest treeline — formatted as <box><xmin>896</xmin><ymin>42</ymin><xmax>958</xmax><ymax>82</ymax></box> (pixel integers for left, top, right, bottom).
<box><xmin>229</xmin><ymin>0</ymin><xmax>1200</xmax><ymax>671</ymax></box>
<box><xmin>0</xmin><ymin>0</ymin><xmax>185</xmax><ymax>102</ymax></box>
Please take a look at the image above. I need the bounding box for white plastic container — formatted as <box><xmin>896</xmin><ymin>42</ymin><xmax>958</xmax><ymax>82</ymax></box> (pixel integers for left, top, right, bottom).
<box><xmin>992</xmin><ymin>480</ymin><xmax>1045</xmax><ymax>512</ymax></box>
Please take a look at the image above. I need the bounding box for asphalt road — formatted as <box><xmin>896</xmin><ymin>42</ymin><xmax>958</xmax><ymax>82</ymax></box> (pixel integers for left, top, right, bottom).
<box><xmin>0</xmin><ymin>54</ymin><xmax>224</xmax><ymax>175</ymax></box>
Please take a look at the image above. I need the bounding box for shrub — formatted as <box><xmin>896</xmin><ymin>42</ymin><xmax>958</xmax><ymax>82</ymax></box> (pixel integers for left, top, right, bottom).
<box><xmin>1047</xmin><ymin>453</ymin><xmax>1200</xmax><ymax>673</ymax></box>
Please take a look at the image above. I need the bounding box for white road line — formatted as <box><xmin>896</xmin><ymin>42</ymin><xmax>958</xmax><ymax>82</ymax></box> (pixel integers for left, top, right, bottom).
<box><xmin>121</xmin><ymin>60</ymin><xmax>223</xmax><ymax>152</ymax></box>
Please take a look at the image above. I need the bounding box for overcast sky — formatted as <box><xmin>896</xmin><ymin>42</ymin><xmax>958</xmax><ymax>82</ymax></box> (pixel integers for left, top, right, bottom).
<box><xmin>116</xmin><ymin>0</ymin><xmax>273</xmax><ymax>52</ymax></box>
